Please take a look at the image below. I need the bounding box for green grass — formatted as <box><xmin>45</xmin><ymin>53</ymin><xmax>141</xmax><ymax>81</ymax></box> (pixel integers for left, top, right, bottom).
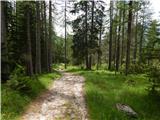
<box><xmin>67</xmin><ymin>66</ymin><xmax>160</xmax><ymax>120</ymax></box>
<box><xmin>52</xmin><ymin>63</ymin><xmax>66</xmax><ymax>70</ymax></box>
<box><xmin>1</xmin><ymin>72</ymin><xmax>61</xmax><ymax>120</ymax></box>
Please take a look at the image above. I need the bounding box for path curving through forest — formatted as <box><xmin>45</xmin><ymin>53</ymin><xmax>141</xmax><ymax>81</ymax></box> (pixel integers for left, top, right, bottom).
<box><xmin>21</xmin><ymin>71</ymin><xmax>88</xmax><ymax>120</ymax></box>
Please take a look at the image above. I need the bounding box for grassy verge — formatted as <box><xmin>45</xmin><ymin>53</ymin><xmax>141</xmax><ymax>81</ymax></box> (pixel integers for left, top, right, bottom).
<box><xmin>67</xmin><ymin>66</ymin><xmax>160</xmax><ymax>120</ymax></box>
<box><xmin>1</xmin><ymin>72</ymin><xmax>61</xmax><ymax>120</ymax></box>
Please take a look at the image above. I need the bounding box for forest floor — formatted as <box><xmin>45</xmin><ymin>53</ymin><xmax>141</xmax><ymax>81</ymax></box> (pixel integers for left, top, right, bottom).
<box><xmin>66</xmin><ymin>66</ymin><xmax>160</xmax><ymax>120</ymax></box>
<box><xmin>20</xmin><ymin>71</ymin><xmax>88</xmax><ymax>120</ymax></box>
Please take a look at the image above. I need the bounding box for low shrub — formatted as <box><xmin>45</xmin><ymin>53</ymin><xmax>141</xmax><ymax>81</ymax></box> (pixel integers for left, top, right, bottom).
<box><xmin>120</xmin><ymin>63</ymin><xmax>148</xmax><ymax>74</ymax></box>
<box><xmin>147</xmin><ymin>65</ymin><xmax>160</xmax><ymax>93</ymax></box>
<box><xmin>7</xmin><ymin>64</ymin><xmax>33</xmax><ymax>93</ymax></box>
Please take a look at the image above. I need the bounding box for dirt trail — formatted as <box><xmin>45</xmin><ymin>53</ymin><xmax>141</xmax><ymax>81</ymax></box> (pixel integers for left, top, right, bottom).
<box><xmin>21</xmin><ymin>71</ymin><xmax>88</xmax><ymax>120</ymax></box>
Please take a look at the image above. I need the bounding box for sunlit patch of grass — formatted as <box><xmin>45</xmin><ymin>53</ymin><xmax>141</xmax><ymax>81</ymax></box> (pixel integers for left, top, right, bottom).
<box><xmin>68</xmin><ymin>67</ymin><xmax>160</xmax><ymax>120</ymax></box>
<box><xmin>52</xmin><ymin>63</ymin><xmax>65</xmax><ymax>70</ymax></box>
<box><xmin>1</xmin><ymin>72</ymin><xmax>61</xmax><ymax>120</ymax></box>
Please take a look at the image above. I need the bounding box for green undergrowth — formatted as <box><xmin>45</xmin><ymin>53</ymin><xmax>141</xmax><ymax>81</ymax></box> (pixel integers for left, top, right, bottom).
<box><xmin>1</xmin><ymin>72</ymin><xmax>61</xmax><ymax>120</ymax></box>
<box><xmin>67</xmin><ymin>66</ymin><xmax>160</xmax><ymax>120</ymax></box>
<box><xmin>53</xmin><ymin>63</ymin><xmax>66</xmax><ymax>70</ymax></box>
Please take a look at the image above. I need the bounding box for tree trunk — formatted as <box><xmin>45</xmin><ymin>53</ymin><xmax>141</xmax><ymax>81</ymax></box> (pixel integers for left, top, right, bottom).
<box><xmin>121</xmin><ymin>1</ymin><xmax>126</xmax><ymax>66</ymax></box>
<box><xmin>108</xmin><ymin>1</ymin><xmax>113</xmax><ymax>70</ymax></box>
<box><xmin>35</xmin><ymin>1</ymin><xmax>41</xmax><ymax>74</ymax></box>
<box><xmin>26</xmin><ymin>7</ymin><xmax>33</xmax><ymax>76</ymax></box>
<box><xmin>48</xmin><ymin>1</ymin><xmax>52</xmax><ymax>72</ymax></box>
<box><xmin>85</xmin><ymin>1</ymin><xmax>89</xmax><ymax>69</ymax></box>
<box><xmin>1</xmin><ymin>1</ymin><xmax>6</xmax><ymax>44</ymax></box>
<box><xmin>114</xmin><ymin>17</ymin><xmax>117</xmax><ymax>73</ymax></box>
<box><xmin>1</xmin><ymin>1</ymin><xmax>10</xmax><ymax>80</ymax></box>
<box><xmin>113</xmin><ymin>14</ymin><xmax>117</xmax><ymax>72</ymax></box>
<box><xmin>40</xmin><ymin>2</ymin><xmax>46</xmax><ymax>72</ymax></box>
<box><xmin>88</xmin><ymin>0</ymin><xmax>95</xmax><ymax>70</ymax></box>
<box><xmin>97</xmin><ymin>22</ymin><xmax>102</xmax><ymax>70</ymax></box>
<box><xmin>88</xmin><ymin>55</ymin><xmax>92</xmax><ymax>70</ymax></box>
<box><xmin>139</xmin><ymin>15</ymin><xmax>144</xmax><ymax>64</ymax></box>
<box><xmin>133</xmin><ymin>10</ymin><xmax>138</xmax><ymax>64</ymax></box>
<box><xmin>125</xmin><ymin>1</ymin><xmax>133</xmax><ymax>76</ymax></box>
<box><xmin>43</xmin><ymin>1</ymin><xmax>49</xmax><ymax>72</ymax></box>
<box><xmin>116</xmin><ymin>9</ymin><xmax>122</xmax><ymax>72</ymax></box>
<box><xmin>64</xmin><ymin>1</ymin><xmax>67</xmax><ymax>69</ymax></box>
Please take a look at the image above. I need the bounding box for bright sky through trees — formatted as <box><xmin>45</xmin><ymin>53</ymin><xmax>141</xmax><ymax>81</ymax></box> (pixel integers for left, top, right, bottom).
<box><xmin>54</xmin><ymin>0</ymin><xmax>160</xmax><ymax>37</ymax></box>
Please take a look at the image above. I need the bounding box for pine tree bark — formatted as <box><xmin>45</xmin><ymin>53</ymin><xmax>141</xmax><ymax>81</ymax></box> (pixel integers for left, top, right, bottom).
<box><xmin>43</xmin><ymin>1</ymin><xmax>49</xmax><ymax>72</ymax></box>
<box><xmin>26</xmin><ymin>7</ymin><xmax>33</xmax><ymax>76</ymax></box>
<box><xmin>35</xmin><ymin>1</ymin><xmax>41</xmax><ymax>74</ymax></box>
<box><xmin>97</xmin><ymin>20</ymin><xmax>102</xmax><ymax>70</ymax></box>
<box><xmin>40</xmin><ymin>2</ymin><xmax>45</xmax><ymax>72</ymax></box>
<box><xmin>1</xmin><ymin>1</ymin><xmax>6</xmax><ymax>44</ymax></box>
<box><xmin>125</xmin><ymin>1</ymin><xmax>133</xmax><ymax>76</ymax></box>
<box><xmin>108</xmin><ymin>1</ymin><xmax>113</xmax><ymax>70</ymax></box>
<box><xmin>1</xmin><ymin>1</ymin><xmax>10</xmax><ymax>80</ymax></box>
<box><xmin>116</xmin><ymin>9</ymin><xmax>122</xmax><ymax>72</ymax></box>
<box><xmin>88</xmin><ymin>0</ymin><xmax>95</xmax><ymax>70</ymax></box>
<box><xmin>133</xmin><ymin>10</ymin><xmax>138</xmax><ymax>63</ymax></box>
<box><xmin>113</xmin><ymin>13</ymin><xmax>118</xmax><ymax>71</ymax></box>
<box><xmin>114</xmin><ymin>18</ymin><xmax>117</xmax><ymax>73</ymax></box>
<box><xmin>139</xmin><ymin>14</ymin><xmax>144</xmax><ymax>64</ymax></box>
<box><xmin>48</xmin><ymin>1</ymin><xmax>52</xmax><ymax>72</ymax></box>
<box><xmin>64</xmin><ymin>1</ymin><xmax>67</xmax><ymax>69</ymax></box>
<box><xmin>121</xmin><ymin>1</ymin><xmax>126</xmax><ymax>66</ymax></box>
<box><xmin>85</xmin><ymin>1</ymin><xmax>89</xmax><ymax>69</ymax></box>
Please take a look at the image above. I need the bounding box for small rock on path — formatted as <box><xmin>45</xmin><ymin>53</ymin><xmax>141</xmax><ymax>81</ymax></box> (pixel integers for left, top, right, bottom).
<box><xmin>21</xmin><ymin>71</ymin><xmax>88</xmax><ymax>120</ymax></box>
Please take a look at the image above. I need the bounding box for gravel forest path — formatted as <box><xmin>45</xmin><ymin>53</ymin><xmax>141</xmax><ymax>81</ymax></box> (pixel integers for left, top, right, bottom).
<box><xmin>21</xmin><ymin>71</ymin><xmax>88</xmax><ymax>120</ymax></box>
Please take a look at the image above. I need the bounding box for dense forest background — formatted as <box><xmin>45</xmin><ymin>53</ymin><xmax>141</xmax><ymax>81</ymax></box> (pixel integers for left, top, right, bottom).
<box><xmin>1</xmin><ymin>0</ymin><xmax>160</xmax><ymax>80</ymax></box>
